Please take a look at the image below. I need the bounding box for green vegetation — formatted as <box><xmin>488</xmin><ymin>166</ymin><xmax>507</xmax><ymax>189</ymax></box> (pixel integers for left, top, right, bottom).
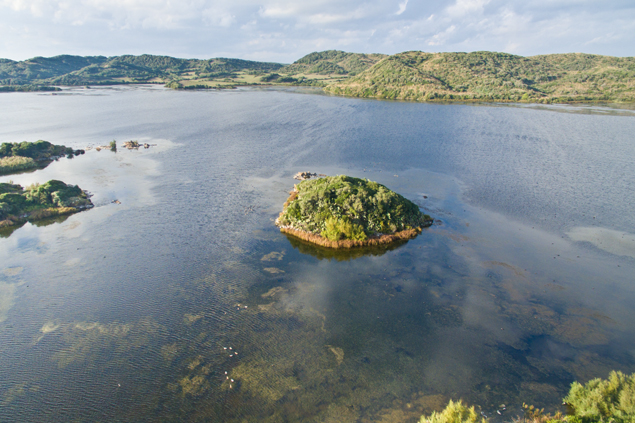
<box><xmin>564</xmin><ymin>370</ymin><xmax>635</xmax><ymax>422</ymax></box>
<box><xmin>0</xmin><ymin>54</ymin><xmax>283</xmax><ymax>88</ymax></box>
<box><xmin>0</xmin><ymin>156</ymin><xmax>37</xmax><ymax>174</ymax></box>
<box><xmin>3</xmin><ymin>50</ymin><xmax>633</xmax><ymax>103</ymax></box>
<box><xmin>421</xmin><ymin>371</ymin><xmax>635</xmax><ymax>423</ymax></box>
<box><xmin>109</xmin><ymin>140</ymin><xmax>117</xmax><ymax>152</ymax></box>
<box><xmin>0</xmin><ymin>140</ymin><xmax>79</xmax><ymax>175</ymax></box>
<box><xmin>281</xmin><ymin>50</ymin><xmax>386</xmax><ymax>76</ymax></box>
<box><xmin>275</xmin><ymin>175</ymin><xmax>432</xmax><ymax>245</ymax></box>
<box><xmin>0</xmin><ymin>140</ymin><xmax>73</xmax><ymax>161</ymax></box>
<box><xmin>0</xmin><ymin>85</ymin><xmax>60</xmax><ymax>92</ymax></box>
<box><xmin>325</xmin><ymin>51</ymin><xmax>635</xmax><ymax>103</ymax></box>
<box><xmin>419</xmin><ymin>400</ymin><xmax>485</xmax><ymax>423</ymax></box>
<box><xmin>0</xmin><ymin>180</ymin><xmax>93</xmax><ymax>228</ymax></box>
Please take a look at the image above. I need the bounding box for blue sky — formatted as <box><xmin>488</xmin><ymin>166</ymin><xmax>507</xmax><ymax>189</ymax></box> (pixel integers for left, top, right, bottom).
<box><xmin>1</xmin><ymin>0</ymin><xmax>633</xmax><ymax>62</ymax></box>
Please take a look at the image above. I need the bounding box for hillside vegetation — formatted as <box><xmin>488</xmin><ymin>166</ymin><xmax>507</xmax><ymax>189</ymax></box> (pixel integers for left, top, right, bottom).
<box><xmin>325</xmin><ymin>51</ymin><xmax>635</xmax><ymax>103</ymax></box>
<box><xmin>281</xmin><ymin>50</ymin><xmax>386</xmax><ymax>76</ymax></box>
<box><xmin>2</xmin><ymin>50</ymin><xmax>634</xmax><ymax>103</ymax></box>
<box><xmin>0</xmin><ymin>54</ymin><xmax>284</xmax><ymax>87</ymax></box>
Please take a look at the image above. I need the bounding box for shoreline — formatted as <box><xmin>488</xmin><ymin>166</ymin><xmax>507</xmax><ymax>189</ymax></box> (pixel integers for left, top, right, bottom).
<box><xmin>278</xmin><ymin>224</ymin><xmax>431</xmax><ymax>249</ymax></box>
<box><xmin>2</xmin><ymin>82</ymin><xmax>634</xmax><ymax>105</ymax></box>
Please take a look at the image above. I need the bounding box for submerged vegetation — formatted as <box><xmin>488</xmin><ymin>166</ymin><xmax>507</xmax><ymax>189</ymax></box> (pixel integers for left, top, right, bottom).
<box><xmin>275</xmin><ymin>175</ymin><xmax>432</xmax><ymax>248</ymax></box>
<box><xmin>422</xmin><ymin>371</ymin><xmax>635</xmax><ymax>423</ymax></box>
<box><xmin>0</xmin><ymin>180</ymin><xmax>92</xmax><ymax>228</ymax></box>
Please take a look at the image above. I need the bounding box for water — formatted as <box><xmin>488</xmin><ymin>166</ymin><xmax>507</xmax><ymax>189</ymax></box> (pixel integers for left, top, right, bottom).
<box><xmin>1</xmin><ymin>86</ymin><xmax>634</xmax><ymax>422</ymax></box>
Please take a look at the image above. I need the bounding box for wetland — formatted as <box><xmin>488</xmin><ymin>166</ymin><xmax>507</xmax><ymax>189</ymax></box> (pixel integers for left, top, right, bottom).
<box><xmin>0</xmin><ymin>86</ymin><xmax>634</xmax><ymax>422</ymax></box>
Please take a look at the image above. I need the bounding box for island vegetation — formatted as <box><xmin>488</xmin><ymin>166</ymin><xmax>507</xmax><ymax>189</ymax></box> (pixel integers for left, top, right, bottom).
<box><xmin>2</xmin><ymin>50</ymin><xmax>634</xmax><ymax>103</ymax></box>
<box><xmin>0</xmin><ymin>140</ymin><xmax>82</xmax><ymax>174</ymax></box>
<box><xmin>275</xmin><ymin>175</ymin><xmax>432</xmax><ymax>248</ymax></box>
<box><xmin>0</xmin><ymin>180</ymin><xmax>93</xmax><ymax>228</ymax></box>
<box><xmin>419</xmin><ymin>370</ymin><xmax>635</xmax><ymax>423</ymax></box>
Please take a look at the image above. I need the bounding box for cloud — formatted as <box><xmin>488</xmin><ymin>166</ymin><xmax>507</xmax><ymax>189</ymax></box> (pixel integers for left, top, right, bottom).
<box><xmin>395</xmin><ymin>0</ymin><xmax>408</xmax><ymax>16</ymax></box>
<box><xmin>0</xmin><ymin>0</ymin><xmax>634</xmax><ymax>61</ymax></box>
<box><xmin>445</xmin><ymin>0</ymin><xmax>490</xmax><ymax>18</ymax></box>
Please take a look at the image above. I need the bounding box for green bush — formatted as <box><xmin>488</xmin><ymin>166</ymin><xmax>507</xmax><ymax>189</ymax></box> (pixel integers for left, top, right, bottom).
<box><xmin>564</xmin><ymin>371</ymin><xmax>635</xmax><ymax>422</ymax></box>
<box><xmin>419</xmin><ymin>400</ymin><xmax>485</xmax><ymax>423</ymax></box>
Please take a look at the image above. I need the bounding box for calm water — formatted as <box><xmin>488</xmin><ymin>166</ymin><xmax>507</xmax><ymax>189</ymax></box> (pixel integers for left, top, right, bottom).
<box><xmin>1</xmin><ymin>86</ymin><xmax>634</xmax><ymax>422</ymax></box>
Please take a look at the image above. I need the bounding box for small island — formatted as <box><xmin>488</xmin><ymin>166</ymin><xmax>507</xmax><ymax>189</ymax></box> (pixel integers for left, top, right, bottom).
<box><xmin>275</xmin><ymin>175</ymin><xmax>432</xmax><ymax>248</ymax></box>
<box><xmin>0</xmin><ymin>180</ymin><xmax>93</xmax><ymax>228</ymax></box>
<box><xmin>0</xmin><ymin>140</ymin><xmax>84</xmax><ymax>175</ymax></box>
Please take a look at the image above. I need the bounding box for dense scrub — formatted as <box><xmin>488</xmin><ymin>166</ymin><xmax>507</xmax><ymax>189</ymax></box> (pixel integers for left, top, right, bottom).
<box><xmin>0</xmin><ymin>140</ymin><xmax>73</xmax><ymax>161</ymax></box>
<box><xmin>0</xmin><ymin>180</ymin><xmax>92</xmax><ymax>227</ymax></box>
<box><xmin>275</xmin><ymin>175</ymin><xmax>432</xmax><ymax>244</ymax></box>
<box><xmin>419</xmin><ymin>371</ymin><xmax>635</xmax><ymax>423</ymax></box>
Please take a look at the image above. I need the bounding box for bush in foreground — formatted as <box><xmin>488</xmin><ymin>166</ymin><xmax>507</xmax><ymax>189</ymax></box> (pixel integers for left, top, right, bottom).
<box><xmin>420</xmin><ymin>371</ymin><xmax>635</xmax><ymax>423</ymax></box>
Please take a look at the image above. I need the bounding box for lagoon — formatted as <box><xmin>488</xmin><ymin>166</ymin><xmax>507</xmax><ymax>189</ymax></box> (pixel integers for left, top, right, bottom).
<box><xmin>1</xmin><ymin>86</ymin><xmax>634</xmax><ymax>422</ymax></box>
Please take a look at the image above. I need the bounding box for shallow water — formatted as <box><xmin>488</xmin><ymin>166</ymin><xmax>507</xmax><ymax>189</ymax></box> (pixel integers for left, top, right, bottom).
<box><xmin>0</xmin><ymin>86</ymin><xmax>634</xmax><ymax>422</ymax></box>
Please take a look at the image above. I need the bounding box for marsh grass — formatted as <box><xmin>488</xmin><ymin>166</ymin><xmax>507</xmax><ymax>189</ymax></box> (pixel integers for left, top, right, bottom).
<box><xmin>0</xmin><ymin>156</ymin><xmax>37</xmax><ymax>174</ymax></box>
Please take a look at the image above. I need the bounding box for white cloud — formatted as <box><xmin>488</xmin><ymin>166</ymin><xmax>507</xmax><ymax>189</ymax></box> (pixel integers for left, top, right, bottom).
<box><xmin>445</xmin><ymin>0</ymin><xmax>490</xmax><ymax>18</ymax></box>
<box><xmin>395</xmin><ymin>0</ymin><xmax>408</xmax><ymax>16</ymax></box>
<box><xmin>1</xmin><ymin>0</ymin><xmax>634</xmax><ymax>61</ymax></box>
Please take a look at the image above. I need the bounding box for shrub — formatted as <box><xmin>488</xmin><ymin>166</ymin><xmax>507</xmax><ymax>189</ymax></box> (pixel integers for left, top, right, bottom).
<box><xmin>564</xmin><ymin>371</ymin><xmax>635</xmax><ymax>423</ymax></box>
<box><xmin>419</xmin><ymin>400</ymin><xmax>485</xmax><ymax>423</ymax></box>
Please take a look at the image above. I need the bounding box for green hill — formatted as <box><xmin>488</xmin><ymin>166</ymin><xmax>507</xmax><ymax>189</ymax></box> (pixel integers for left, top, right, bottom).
<box><xmin>280</xmin><ymin>50</ymin><xmax>386</xmax><ymax>76</ymax></box>
<box><xmin>324</xmin><ymin>51</ymin><xmax>635</xmax><ymax>103</ymax></box>
<box><xmin>0</xmin><ymin>54</ymin><xmax>284</xmax><ymax>87</ymax></box>
<box><xmin>2</xmin><ymin>50</ymin><xmax>634</xmax><ymax>103</ymax></box>
<box><xmin>0</xmin><ymin>55</ymin><xmax>108</xmax><ymax>85</ymax></box>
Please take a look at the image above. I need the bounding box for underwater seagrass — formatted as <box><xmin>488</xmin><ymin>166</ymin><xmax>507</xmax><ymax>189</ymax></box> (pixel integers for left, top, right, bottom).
<box><xmin>275</xmin><ymin>175</ymin><xmax>432</xmax><ymax>248</ymax></box>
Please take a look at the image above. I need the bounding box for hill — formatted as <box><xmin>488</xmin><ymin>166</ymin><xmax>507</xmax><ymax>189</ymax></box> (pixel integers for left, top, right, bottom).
<box><xmin>1</xmin><ymin>50</ymin><xmax>634</xmax><ymax>103</ymax></box>
<box><xmin>280</xmin><ymin>50</ymin><xmax>385</xmax><ymax>76</ymax></box>
<box><xmin>324</xmin><ymin>51</ymin><xmax>635</xmax><ymax>103</ymax></box>
<box><xmin>0</xmin><ymin>54</ymin><xmax>284</xmax><ymax>87</ymax></box>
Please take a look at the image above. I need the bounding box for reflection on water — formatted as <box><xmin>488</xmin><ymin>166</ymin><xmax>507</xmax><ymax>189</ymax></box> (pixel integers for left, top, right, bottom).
<box><xmin>567</xmin><ymin>226</ymin><xmax>635</xmax><ymax>259</ymax></box>
<box><xmin>284</xmin><ymin>231</ymin><xmax>410</xmax><ymax>261</ymax></box>
<box><xmin>0</xmin><ymin>87</ymin><xmax>634</xmax><ymax>422</ymax></box>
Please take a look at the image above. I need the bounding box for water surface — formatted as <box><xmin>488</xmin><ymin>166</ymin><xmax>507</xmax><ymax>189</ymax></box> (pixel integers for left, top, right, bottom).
<box><xmin>1</xmin><ymin>86</ymin><xmax>634</xmax><ymax>422</ymax></box>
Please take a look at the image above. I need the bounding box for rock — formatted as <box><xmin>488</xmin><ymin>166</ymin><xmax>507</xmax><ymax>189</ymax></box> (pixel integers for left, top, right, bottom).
<box><xmin>293</xmin><ymin>171</ymin><xmax>318</xmax><ymax>180</ymax></box>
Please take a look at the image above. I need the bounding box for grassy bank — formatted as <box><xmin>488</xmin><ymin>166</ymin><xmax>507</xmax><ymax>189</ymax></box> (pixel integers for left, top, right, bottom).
<box><xmin>0</xmin><ymin>156</ymin><xmax>38</xmax><ymax>174</ymax></box>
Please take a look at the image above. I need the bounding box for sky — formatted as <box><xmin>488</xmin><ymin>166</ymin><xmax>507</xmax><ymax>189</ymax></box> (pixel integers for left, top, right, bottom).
<box><xmin>0</xmin><ymin>0</ymin><xmax>634</xmax><ymax>63</ymax></box>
